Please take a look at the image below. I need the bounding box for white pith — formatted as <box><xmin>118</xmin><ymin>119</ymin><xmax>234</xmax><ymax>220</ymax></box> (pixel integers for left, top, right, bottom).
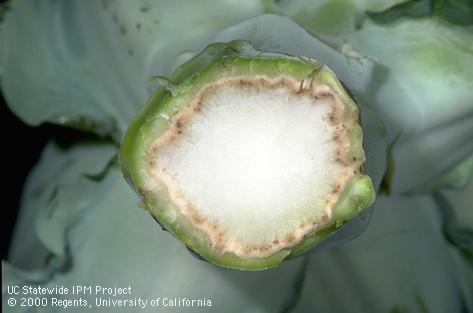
<box><xmin>149</xmin><ymin>77</ymin><xmax>354</xmax><ymax>258</ymax></box>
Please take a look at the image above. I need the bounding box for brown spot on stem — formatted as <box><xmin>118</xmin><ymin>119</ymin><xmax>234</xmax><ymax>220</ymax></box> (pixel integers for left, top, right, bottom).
<box><xmin>332</xmin><ymin>184</ymin><xmax>341</xmax><ymax>193</ymax></box>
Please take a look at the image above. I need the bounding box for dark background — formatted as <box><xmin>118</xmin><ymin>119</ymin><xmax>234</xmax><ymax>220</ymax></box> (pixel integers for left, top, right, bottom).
<box><xmin>1</xmin><ymin>87</ymin><xmax>89</xmax><ymax>261</ymax></box>
<box><xmin>1</xmin><ymin>91</ymin><xmax>51</xmax><ymax>260</ymax></box>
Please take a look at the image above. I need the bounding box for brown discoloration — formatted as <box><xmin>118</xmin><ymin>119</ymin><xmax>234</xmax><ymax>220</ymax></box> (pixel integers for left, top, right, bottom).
<box><xmin>144</xmin><ymin>75</ymin><xmax>357</xmax><ymax>258</ymax></box>
<box><xmin>328</xmin><ymin>114</ymin><xmax>335</xmax><ymax>123</ymax></box>
<box><xmin>298</xmin><ymin>80</ymin><xmax>304</xmax><ymax>93</ymax></box>
<box><xmin>284</xmin><ymin>234</ymin><xmax>295</xmax><ymax>244</ymax></box>
<box><xmin>192</xmin><ymin>216</ymin><xmax>203</xmax><ymax>224</ymax></box>
<box><xmin>193</xmin><ymin>101</ymin><xmax>202</xmax><ymax>112</ymax></box>
<box><xmin>332</xmin><ymin>183</ymin><xmax>341</xmax><ymax>194</ymax></box>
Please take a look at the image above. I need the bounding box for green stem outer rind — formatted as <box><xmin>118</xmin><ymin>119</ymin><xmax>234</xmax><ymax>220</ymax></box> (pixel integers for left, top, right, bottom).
<box><xmin>120</xmin><ymin>41</ymin><xmax>375</xmax><ymax>270</ymax></box>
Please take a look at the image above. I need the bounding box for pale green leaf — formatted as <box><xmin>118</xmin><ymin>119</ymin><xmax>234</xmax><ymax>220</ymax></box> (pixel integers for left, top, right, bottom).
<box><xmin>278</xmin><ymin>1</ymin><xmax>473</xmax><ymax>193</ymax></box>
<box><xmin>0</xmin><ymin>0</ymin><xmax>265</xmax><ymax>140</ymax></box>
<box><xmin>7</xmin><ymin>141</ymin><xmax>117</xmax><ymax>271</ymax></box>
<box><xmin>351</xmin><ymin>19</ymin><xmax>473</xmax><ymax>193</ymax></box>
<box><xmin>410</xmin><ymin>155</ymin><xmax>473</xmax><ymax>194</ymax></box>
<box><xmin>435</xmin><ymin>177</ymin><xmax>473</xmax><ymax>262</ymax></box>
<box><xmin>293</xmin><ymin>194</ymin><xmax>473</xmax><ymax>312</ymax></box>
<box><xmin>367</xmin><ymin>0</ymin><xmax>473</xmax><ymax>26</ymax></box>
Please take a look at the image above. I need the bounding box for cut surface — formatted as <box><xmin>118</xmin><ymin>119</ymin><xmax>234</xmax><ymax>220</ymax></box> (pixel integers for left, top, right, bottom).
<box><xmin>147</xmin><ymin>76</ymin><xmax>357</xmax><ymax>258</ymax></box>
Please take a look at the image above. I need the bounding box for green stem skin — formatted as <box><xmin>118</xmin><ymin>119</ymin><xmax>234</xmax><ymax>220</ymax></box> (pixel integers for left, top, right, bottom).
<box><xmin>120</xmin><ymin>41</ymin><xmax>375</xmax><ymax>270</ymax></box>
